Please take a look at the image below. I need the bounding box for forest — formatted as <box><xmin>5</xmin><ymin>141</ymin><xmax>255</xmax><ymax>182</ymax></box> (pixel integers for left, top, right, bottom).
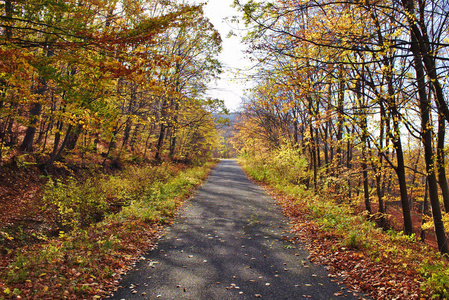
<box><xmin>1</xmin><ymin>0</ymin><xmax>449</xmax><ymax>299</ymax></box>
<box><xmin>0</xmin><ymin>0</ymin><xmax>227</xmax><ymax>298</ymax></box>
<box><xmin>0</xmin><ymin>0</ymin><xmax>225</xmax><ymax>167</ymax></box>
<box><xmin>233</xmin><ymin>0</ymin><xmax>449</xmax><ymax>252</ymax></box>
<box><xmin>230</xmin><ymin>0</ymin><xmax>449</xmax><ymax>297</ymax></box>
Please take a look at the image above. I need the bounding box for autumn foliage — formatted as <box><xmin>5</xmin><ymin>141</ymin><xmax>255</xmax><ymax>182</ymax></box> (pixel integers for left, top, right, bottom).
<box><xmin>0</xmin><ymin>0</ymin><xmax>225</xmax><ymax>167</ymax></box>
<box><xmin>0</xmin><ymin>161</ymin><xmax>215</xmax><ymax>299</ymax></box>
<box><xmin>239</xmin><ymin>150</ymin><xmax>449</xmax><ymax>299</ymax></box>
<box><xmin>234</xmin><ymin>0</ymin><xmax>449</xmax><ymax>252</ymax></box>
<box><xmin>233</xmin><ymin>0</ymin><xmax>449</xmax><ymax>297</ymax></box>
<box><xmin>0</xmin><ymin>0</ymin><xmax>226</xmax><ymax>298</ymax></box>
<box><xmin>4</xmin><ymin>0</ymin><xmax>449</xmax><ymax>298</ymax></box>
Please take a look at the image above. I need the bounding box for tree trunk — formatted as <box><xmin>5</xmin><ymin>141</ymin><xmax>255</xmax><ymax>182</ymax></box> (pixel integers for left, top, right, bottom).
<box><xmin>387</xmin><ymin>77</ymin><xmax>413</xmax><ymax>235</ymax></box>
<box><xmin>20</xmin><ymin>46</ymin><xmax>54</xmax><ymax>151</ymax></box>
<box><xmin>121</xmin><ymin>119</ymin><xmax>132</xmax><ymax>149</ymax></box>
<box><xmin>393</xmin><ymin>139</ymin><xmax>413</xmax><ymax>235</ymax></box>
<box><xmin>5</xmin><ymin>110</ymin><xmax>17</xmax><ymax>146</ymax></box>
<box><xmin>103</xmin><ymin>122</ymin><xmax>121</xmax><ymax>161</ymax></box>
<box><xmin>45</xmin><ymin>124</ymin><xmax>73</xmax><ymax>169</ymax></box>
<box><xmin>20</xmin><ymin>101</ymin><xmax>43</xmax><ymax>152</ymax></box>
<box><xmin>378</xmin><ymin>50</ymin><xmax>414</xmax><ymax>235</ymax></box>
<box><xmin>307</xmin><ymin>96</ymin><xmax>317</xmax><ymax>190</ymax></box>
<box><xmin>324</xmin><ymin>86</ymin><xmax>332</xmax><ymax>173</ymax></box>
<box><xmin>437</xmin><ymin>110</ymin><xmax>449</xmax><ymax>212</ymax></box>
<box><xmin>66</xmin><ymin>124</ymin><xmax>82</xmax><ymax>150</ymax></box>
<box><xmin>49</xmin><ymin>120</ymin><xmax>63</xmax><ymax>164</ymax></box>
<box><xmin>130</xmin><ymin>123</ymin><xmax>140</xmax><ymax>152</ymax></box>
<box><xmin>375</xmin><ymin>103</ymin><xmax>386</xmax><ymax>227</ymax></box>
<box><xmin>169</xmin><ymin>131</ymin><xmax>177</xmax><ymax>160</ymax></box>
<box><xmin>21</xmin><ymin>74</ymin><xmax>47</xmax><ymax>151</ymax></box>
<box><xmin>400</xmin><ymin>0</ymin><xmax>449</xmax><ymax>125</ymax></box>
<box><xmin>155</xmin><ymin>123</ymin><xmax>166</xmax><ymax>161</ymax></box>
<box><xmin>323</xmin><ymin>123</ymin><xmax>329</xmax><ymax>170</ymax></box>
<box><xmin>169</xmin><ymin>96</ymin><xmax>180</xmax><ymax>160</ymax></box>
<box><xmin>336</xmin><ymin>65</ymin><xmax>345</xmax><ymax>168</ymax></box>
<box><xmin>293</xmin><ymin>115</ymin><xmax>299</xmax><ymax>148</ymax></box>
<box><xmin>421</xmin><ymin>180</ymin><xmax>429</xmax><ymax>242</ymax></box>
<box><xmin>309</xmin><ymin>121</ymin><xmax>317</xmax><ymax>191</ymax></box>
<box><xmin>412</xmin><ymin>34</ymin><xmax>448</xmax><ymax>253</ymax></box>
<box><xmin>357</xmin><ymin>80</ymin><xmax>371</xmax><ymax>213</ymax></box>
<box><xmin>155</xmin><ymin>98</ymin><xmax>169</xmax><ymax>161</ymax></box>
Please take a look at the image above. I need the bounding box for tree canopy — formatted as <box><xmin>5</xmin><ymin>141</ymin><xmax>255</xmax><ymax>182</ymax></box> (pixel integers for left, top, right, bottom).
<box><xmin>0</xmin><ymin>0</ymin><xmax>226</xmax><ymax>167</ymax></box>
<box><xmin>233</xmin><ymin>0</ymin><xmax>449</xmax><ymax>254</ymax></box>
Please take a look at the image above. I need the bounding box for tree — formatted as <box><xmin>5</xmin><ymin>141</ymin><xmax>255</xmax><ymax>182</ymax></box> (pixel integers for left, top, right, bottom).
<box><xmin>233</xmin><ymin>0</ymin><xmax>449</xmax><ymax>253</ymax></box>
<box><xmin>0</xmin><ymin>0</ymin><xmax>224</xmax><ymax>168</ymax></box>
<box><xmin>153</xmin><ymin>5</ymin><xmax>222</xmax><ymax>160</ymax></box>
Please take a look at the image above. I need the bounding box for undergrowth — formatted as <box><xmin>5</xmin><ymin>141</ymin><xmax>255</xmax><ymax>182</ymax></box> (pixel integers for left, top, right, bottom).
<box><xmin>239</xmin><ymin>150</ymin><xmax>449</xmax><ymax>299</ymax></box>
<box><xmin>0</xmin><ymin>160</ymin><xmax>216</xmax><ymax>299</ymax></box>
<box><xmin>42</xmin><ymin>162</ymin><xmax>188</xmax><ymax>230</ymax></box>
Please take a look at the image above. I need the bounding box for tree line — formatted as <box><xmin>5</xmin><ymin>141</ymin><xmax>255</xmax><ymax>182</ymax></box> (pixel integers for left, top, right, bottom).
<box><xmin>0</xmin><ymin>0</ymin><xmax>225</xmax><ymax>169</ymax></box>
<box><xmin>233</xmin><ymin>0</ymin><xmax>449</xmax><ymax>254</ymax></box>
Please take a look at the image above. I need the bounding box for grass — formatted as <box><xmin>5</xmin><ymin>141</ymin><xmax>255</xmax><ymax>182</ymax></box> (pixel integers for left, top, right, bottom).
<box><xmin>238</xmin><ymin>152</ymin><xmax>449</xmax><ymax>300</ymax></box>
<box><xmin>0</xmin><ymin>160</ymin><xmax>217</xmax><ymax>299</ymax></box>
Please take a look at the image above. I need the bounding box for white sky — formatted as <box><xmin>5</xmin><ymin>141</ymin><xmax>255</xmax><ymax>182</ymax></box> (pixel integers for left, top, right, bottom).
<box><xmin>202</xmin><ymin>0</ymin><xmax>252</xmax><ymax>112</ymax></box>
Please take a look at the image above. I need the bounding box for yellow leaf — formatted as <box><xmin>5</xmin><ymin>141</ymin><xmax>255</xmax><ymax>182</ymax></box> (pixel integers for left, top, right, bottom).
<box><xmin>43</xmin><ymin>286</ymin><xmax>49</xmax><ymax>292</ymax></box>
<box><xmin>4</xmin><ymin>287</ymin><xmax>11</xmax><ymax>295</ymax></box>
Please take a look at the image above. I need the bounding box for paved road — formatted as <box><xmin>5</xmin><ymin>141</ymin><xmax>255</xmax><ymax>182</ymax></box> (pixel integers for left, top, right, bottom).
<box><xmin>108</xmin><ymin>160</ymin><xmax>359</xmax><ymax>300</ymax></box>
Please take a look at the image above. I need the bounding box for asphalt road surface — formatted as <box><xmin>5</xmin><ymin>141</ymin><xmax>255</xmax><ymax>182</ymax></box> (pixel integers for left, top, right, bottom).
<box><xmin>108</xmin><ymin>159</ymin><xmax>360</xmax><ymax>300</ymax></box>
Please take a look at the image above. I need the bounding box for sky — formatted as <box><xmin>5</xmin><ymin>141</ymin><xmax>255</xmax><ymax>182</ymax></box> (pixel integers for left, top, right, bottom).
<box><xmin>202</xmin><ymin>0</ymin><xmax>252</xmax><ymax>112</ymax></box>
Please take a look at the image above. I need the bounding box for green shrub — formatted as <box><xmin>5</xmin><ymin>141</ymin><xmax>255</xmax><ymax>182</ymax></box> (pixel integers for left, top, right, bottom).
<box><xmin>239</xmin><ymin>144</ymin><xmax>309</xmax><ymax>187</ymax></box>
<box><xmin>2</xmin><ymin>160</ymin><xmax>216</xmax><ymax>299</ymax></box>
<box><xmin>240</xmin><ymin>149</ymin><xmax>449</xmax><ymax>299</ymax></box>
<box><xmin>43</xmin><ymin>177</ymin><xmax>108</xmax><ymax>229</ymax></box>
<box><xmin>420</xmin><ymin>259</ymin><xmax>449</xmax><ymax>299</ymax></box>
<box><xmin>269</xmin><ymin>145</ymin><xmax>308</xmax><ymax>185</ymax></box>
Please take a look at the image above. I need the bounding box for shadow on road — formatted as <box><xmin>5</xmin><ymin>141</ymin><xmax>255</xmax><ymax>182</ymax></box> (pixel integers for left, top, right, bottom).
<box><xmin>107</xmin><ymin>160</ymin><xmax>360</xmax><ymax>300</ymax></box>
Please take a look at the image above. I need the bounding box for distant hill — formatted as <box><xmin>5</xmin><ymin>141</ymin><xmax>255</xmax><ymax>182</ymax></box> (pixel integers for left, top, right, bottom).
<box><xmin>213</xmin><ymin>113</ymin><xmax>239</xmax><ymax>158</ymax></box>
<box><xmin>214</xmin><ymin>112</ymin><xmax>238</xmax><ymax>126</ymax></box>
